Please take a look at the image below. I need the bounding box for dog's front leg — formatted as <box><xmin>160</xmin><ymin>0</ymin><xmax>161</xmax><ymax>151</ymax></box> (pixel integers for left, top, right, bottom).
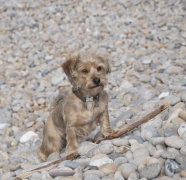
<box><xmin>66</xmin><ymin>126</ymin><xmax>78</xmax><ymax>155</ymax></box>
<box><xmin>99</xmin><ymin>109</ymin><xmax>114</xmax><ymax>136</ymax></box>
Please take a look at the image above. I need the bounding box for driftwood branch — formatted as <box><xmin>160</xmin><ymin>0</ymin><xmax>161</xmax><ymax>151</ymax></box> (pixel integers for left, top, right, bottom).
<box><xmin>17</xmin><ymin>102</ymin><xmax>169</xmax><ymax>179</ymax></box>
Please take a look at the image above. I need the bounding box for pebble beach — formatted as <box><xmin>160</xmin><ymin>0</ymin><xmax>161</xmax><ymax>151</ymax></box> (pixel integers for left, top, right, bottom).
<box><xmin>0</xmin><ymin>0</ymin><xmax>186</xmax><ymax>179</ymax></box>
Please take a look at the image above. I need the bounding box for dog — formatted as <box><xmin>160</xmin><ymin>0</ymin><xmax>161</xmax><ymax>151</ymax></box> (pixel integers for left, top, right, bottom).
<box><xmin>38</xmin><ymin>50</ymin><xmax>115</xmax><ymax>161</ymax></box>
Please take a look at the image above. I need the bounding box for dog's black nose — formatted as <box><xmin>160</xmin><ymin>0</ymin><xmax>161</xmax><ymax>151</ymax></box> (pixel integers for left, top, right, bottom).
<box><xmin>93</xmin><ymin>77</ymin><xmax>100</xmax><ymax>85</ymax></box>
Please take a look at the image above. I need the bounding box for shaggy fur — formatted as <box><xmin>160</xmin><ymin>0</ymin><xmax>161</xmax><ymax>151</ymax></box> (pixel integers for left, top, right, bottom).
<box><xmin>38</xmin><ymin>50</ymin><xmax>114</xmax><ymax>161</ymax></box>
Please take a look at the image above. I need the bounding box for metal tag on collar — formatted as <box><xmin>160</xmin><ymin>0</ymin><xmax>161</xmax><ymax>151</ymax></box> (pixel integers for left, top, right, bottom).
<box><xmin>85</xmin><ymin>96</ymin><xmax>94</xmax><ymax>102</ymax></box>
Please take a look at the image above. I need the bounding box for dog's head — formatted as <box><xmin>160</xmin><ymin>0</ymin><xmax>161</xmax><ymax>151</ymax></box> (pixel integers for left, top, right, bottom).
<box><xmin>62</xmin><ymin>50</ymin><xmax>110</xmax><ymax>95</ymax></box>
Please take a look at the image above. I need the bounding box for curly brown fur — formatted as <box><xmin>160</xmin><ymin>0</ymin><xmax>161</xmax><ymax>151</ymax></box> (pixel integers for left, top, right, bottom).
<box><xmin>38</xmin><ymin>50</ymin><xmax>114</xmax><ymax>161</ymax></box>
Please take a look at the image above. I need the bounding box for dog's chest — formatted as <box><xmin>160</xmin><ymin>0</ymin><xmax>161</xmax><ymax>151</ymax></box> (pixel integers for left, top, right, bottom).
<box><xmin>79</xmin><ymin>102</ymin><xmax>102</xmax><ymax>125</ymax></box>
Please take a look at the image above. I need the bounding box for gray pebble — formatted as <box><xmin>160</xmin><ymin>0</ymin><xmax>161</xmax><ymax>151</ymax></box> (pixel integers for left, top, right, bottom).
<box><xmin>140</xmin><ymin>163</ymin><xmax>162</xmax><ymax>179</ymax></box>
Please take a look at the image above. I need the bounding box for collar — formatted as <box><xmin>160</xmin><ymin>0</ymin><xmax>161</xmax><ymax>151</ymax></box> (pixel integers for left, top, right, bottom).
<box><xmin>72</xmin><ymin>88</ymin><xmax>99</xmax><ymax>107</ymax></box>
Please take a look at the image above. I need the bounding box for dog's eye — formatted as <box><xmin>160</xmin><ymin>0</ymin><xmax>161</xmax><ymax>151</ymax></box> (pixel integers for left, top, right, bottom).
<box><xmin>82</xmin><ymin>69</ymin><xmax>88</xmax><ymax>74</ymax></box>
<box><xmin>97</xmin><ymin>66</ymin><xmax>102</xmax><ymax>71</ymax></box>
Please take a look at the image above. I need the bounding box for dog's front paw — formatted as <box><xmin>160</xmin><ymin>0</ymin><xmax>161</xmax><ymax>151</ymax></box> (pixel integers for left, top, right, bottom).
<box><xmin>66</xmin><ymin>146</ymin><xmax>77</xmax><ymax>156</ymax></box>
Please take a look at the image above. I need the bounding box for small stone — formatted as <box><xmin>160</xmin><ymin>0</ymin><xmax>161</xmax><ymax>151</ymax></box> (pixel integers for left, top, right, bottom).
<box><xmin>114</xmin><ymin>170</ymin><xmax>124</xmax><ymax>180</ymax></box>
<box><xmin>180</xmin><ymin>170</ymin><xmax>186</xmax><ymax>178</ymax></box>
<box><xmin>164</xmin><ymin>127</ymin><xmax>177</xmax><ymax>137</ymax></box>
<box><xmin>178</xmin><ymin>123</ymin><xmax>186</xmax><ymax>137</ymax></box>
<box><xmin>181</xmin><ymin>93</ymin><xmax>186</xmax><ymax>102</ymax></box>
<box><xmin>129</xmin><ymin>135</ymin><xmax>144</xmax><ymax>144</ymax></box>
<box><xmin>151</xmin><ymin>137</ymin><xmax>165</xmax><ymax>146</ymax></box>
<box><xmin>52</xmin><ymin>75</ymin><xmax>65</xmax><ymax>85</ymax></box>
<box><xmin>99</xmin><ymin>163</ymin><xmax>117</xmax><ymax>174</ymax></box>
<box><xmin>165</xmin><ymin>135</ymin><xmax>185</xmax><ymax>149</ymax></box>
<box><xmin>114</xmin><ymin>157</ymin><xmax>128</xmax><ymax>167</ymax></box>
<box><xmin>158</xmin><ymin>92</ymin><xmax>169</xmax><ymax>99</ymax></box>
<box><xmin>180</xmin><ymin>146</ymin><xmax>186</xmax><ymax>156</ymax></box>
<box><xmin>19</xmin><ymin>131</ymin><xmax>39</xmax><ymax>143</ymax></box>
<box><xmin>112</xmin><ymin>138</ymin><xmax>129</xmax><ymax>146</ymax></box>
<box><xmin>165</xmin><ymin>159</ymin><xmax>180</xmax><ymax>177</ymax></box>
<box><xmin>87</xmin><ymin>143</ymin><xmax>114</xmax><ymax>158</ymax></box>
<box><xmin>37</xmin><ymin>98</ymin><xmax>46</xmax><ymax>105</ymax></box>
<box><xmin>179</xmin><ymin>110</ymin><xmax>186</xmax><ymax>121</ymax></box>
<box><xmin>128</xmin><ymin>172</ymin><xmax>138</xmax><ymax>180</ymax></box>
<box><xmin>181</xmin><ymin>161</ymin><xmax>186</xmax><ymax>170</ymax></box>
<box><xmin>140</xmin><ymin>163</ymin><xmax>161</xmax><ymax>179</ymax></box>
<box><xmin>1</xmin><ymin>172</ymin><xmax>15</xmax><ymax>180</ymax></box>
<box><xmin>172</xmin><ymin>117</ymin><xmax>185</xmax><ymax>127</ymax></box>
<box><xmin>118</xmin><ymin>163</ymin><xmax>137</xmax><ymax>179</ymax></box>
<box><xmin>133</xmin><ymin>147</ymin><xmax>149</xmax><ymax>166</ymax></box>
<box><xmin>146</xmin><ymin>157</ymin><xmax>160</xmax><ymax>166</ymax></box>
<box><xmin>84</xmin><ymin>174</ymin><xmax>101</xmax><ymax>180</ymax></box>
<box><xmin>78</xmin><ymin>142</ymin><xmax>98</xmax><ymax>156</ymax></box>
<box><xmin>83</xmin><ymin>170</ymin><xmax>105</xmax><ymax>178</ymax></box>
<box><xmin>0</xmin><ymin>123</ymin><xmax>10</xmax><ymax>130</ymax></box>
<box><xmin>166</xmin><ymin>95</ymin><xmax>181</xmax><ymax>106</ymax></box>
<box><xmin>89</xmin><ymin>154</ymin><xmax>113</xmax><ymax>167</ymax></box>
<box><xmin>168</xmin><ymin>109</ymin><xmax>183</xmax><ymax>123</ymax></box>
<box><xmin>49</xmin><ymin>167</ymin><xmax>75</xmax><ymax>178</ymax></box>
<box><xmin>66</xmin><ymin>161</ymin><xmax>81</xmax><ymax>169</ymax></box>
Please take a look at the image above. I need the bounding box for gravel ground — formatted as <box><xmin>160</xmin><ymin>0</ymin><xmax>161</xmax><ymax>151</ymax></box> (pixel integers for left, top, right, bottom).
<box><xmin>0</xmin><ymin>0</ymin><xmax>186</xmax><ymax>179</ymax></box>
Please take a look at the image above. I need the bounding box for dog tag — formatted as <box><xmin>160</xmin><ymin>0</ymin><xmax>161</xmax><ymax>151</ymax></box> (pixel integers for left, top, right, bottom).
<box><xmin>85</xmin><ymin>96</ymin><xmax>93</xmax><ymax>102</ymax></box>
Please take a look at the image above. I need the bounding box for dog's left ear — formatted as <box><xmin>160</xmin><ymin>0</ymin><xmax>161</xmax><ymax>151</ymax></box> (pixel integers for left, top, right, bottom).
<box><xmin>62</xmin><ymin>52</ymin><xmax>80</xmax><ymax>82</ymax></box>
<box><xmin>96</xmin><ymin>52</ymin><xmax>111</xmax><ymax>74</ymax></box>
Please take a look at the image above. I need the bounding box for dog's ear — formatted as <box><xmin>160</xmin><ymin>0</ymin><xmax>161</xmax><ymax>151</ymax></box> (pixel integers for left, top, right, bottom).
<box><xmin>62</xmin><ymin>52</ymin><xmax>80</xmax><ymax>82</ymax></box>
<box><xmin>96</xmin><ymin>52</ymin><xmax>111</xmax><ymax>74</ymax></box>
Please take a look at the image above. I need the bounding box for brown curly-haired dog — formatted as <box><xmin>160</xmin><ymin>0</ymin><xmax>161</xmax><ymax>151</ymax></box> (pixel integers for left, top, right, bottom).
<box><xmin>38</xmin><ymin>51</ymin><xmax>115</xmax><ymax>161</ymax></box>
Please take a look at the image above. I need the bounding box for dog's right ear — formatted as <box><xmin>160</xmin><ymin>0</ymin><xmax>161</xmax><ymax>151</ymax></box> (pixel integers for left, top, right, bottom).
<box><xmin>62</xmin><ymin>52</ymin><xmax>80</xmax><ymax>82</ymax></box>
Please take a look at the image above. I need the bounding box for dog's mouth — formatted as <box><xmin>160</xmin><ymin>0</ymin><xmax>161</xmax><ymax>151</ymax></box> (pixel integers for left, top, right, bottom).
<box><xmin>90</xmin><ymin>84</ymin><xmax>103</xmax><ymax>89</ymax></box>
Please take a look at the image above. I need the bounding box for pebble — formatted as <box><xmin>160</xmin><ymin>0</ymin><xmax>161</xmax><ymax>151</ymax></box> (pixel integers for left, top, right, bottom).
<box><xmin>139</xmin><ymin>163</ymin><xmax>162</xmax><ymax>179</ymax></box>
<box><xmin>181</xmin><ymin>93</ymin><xmax>186</xmax><ymax>102</ymax></box>
<box><xmin>118</xmin><ymin>163</ymin><xmax>137</xmax><ymax>179</ymax></box>
<box><xmin>89</xmin><ymin>154</ymin><xmax>113</xmax><ymax>167</ymax></box>
<box><xmin>178</xmin><ymin>123</ymin><xmax>186</xmax><ymax>137</ymax></box>
<box><xmin>83</xmin><ymin>170</ymin><xmax>105</xmax><ymax>178</ymax></box>
<box><xmin>84</xmin><ymin>174</ymin><xmax>101</xmax><ymax>180</ymax></box>
<box><xmin>114</xmin><ymin>157</ymin><xmax>128</xmax><ymax>167</ymax></box>
<box><xmin>114</xmin><ymin>170</ymin><xmax>124</xmax><ymax>180</ymax></box>
<box><xmin>180</xmin><ymin>146</ymin><xmax>186</xmax><ymax>156</ymax></box>
<box><xmin>164</xmin><ymin>159</ymin><xmax>180</xmax><ymax>177</ymax></box>
<box><xmin>66</xmin><ymin>161</ymin><xmax>81</xmax><ymax>169</ymax></box>
<box><xmin>19</xmin><ymin>131</ymin><xmax>39</xmax><ymax>143</ymax></box>
<box><xmin>166</xmin><ymin>95</ymin><xmax>181</xmax><ymax>106</ymax></box>
<box><xmin>1</xmin><ymin>172</ymin><xmax>15</xmax><ymax>180</ymax></box>
<box><xmin>164</xmin><ymin>127</ymin><xmax>177</xmax><ymax>137</ymax></box>
<box><xmin>99</xmin><ymin>163</ymin><xmax>117</xmax><ymax>174</ymax></box>
<box><xmin>87</xmin><ymin>143</ymin><xmax>114</xmax><ymax>158</ymax></box>
<box><xmin>180</xmin><ymin>170</ymin><xmax>186</xmax><ymax>178</ymax></box>
<box><xmin>49</xmin><ymin>167</ymin><xmax>75</xmax><ymax>178</ymax></box>
<box><xmin>112</xmin><ymin>138</ymin><xmax>129</xmax><ymax>146</ymax></box>
<box><xmin>78</xmin><ymin>142</ymin><xmax>98</xmax><ymax>156</ymax></box>
<box><xmin>165</xmin><ymin>135</ymin><xmax>185</xmax><ymax>149</ymax></box>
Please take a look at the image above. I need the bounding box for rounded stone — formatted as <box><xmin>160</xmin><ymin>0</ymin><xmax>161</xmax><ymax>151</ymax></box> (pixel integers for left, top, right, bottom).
<box><xmin>165</xmin><ymin>135</ymin><xmax>185</xmax><ymax>149</ymax></box>
<box><xmin>19</xmin><ymin>131</ymin><xmax>39</xmax><ymax>143</ymax></box>
<box><xmin>99</xmin><ymin>163</ymin><xmax>117</xmax><ymax>174</ymax></box>
<box><xmin>178</xmin><ymin>123</ymin><xmax>186</xmax><ymax>137</ymax></box>
<box><xmin>84</xmin><ymin>174</ymin><xmax>101</xmax><ymax>180</ymax></box>
<box><xmin>49</xmin><ymin>167</ymin><xmax>75</xmax><ymax>178</ymax></box>
<box><xmin>112</xmin><ymin>138</ymin><xmax>129</xmax><ymax>146</ymax></box>
<box><xmin>180</xmin><ymin>146</ymin><xmax>186</xmax><ymax>156</ymax></box>
<box><xmin>118</xmin><ymin>163</ymin><xmax>137</xmax><ymax>179</ymax></box>
<box><xmin>89</xmin><ymin>154</ymin><xmax>113</xmax><ymax>167</ymax></box>
<box><xmin>139</xmin><ymin>163</ymin><xmax>161</xmax><ymax>179</ymax></box>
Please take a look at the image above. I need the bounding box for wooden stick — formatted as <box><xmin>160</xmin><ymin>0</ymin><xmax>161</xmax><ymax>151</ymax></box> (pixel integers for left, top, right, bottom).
<box><xmin>16</xmin><ymin>102</ymin><xmax>169</xmax><ymax>179</ymax></box>
<box><xmin>96</xmin><ymin>102</ymin><xmax>169</xmax><ymax>144</ymax></box>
